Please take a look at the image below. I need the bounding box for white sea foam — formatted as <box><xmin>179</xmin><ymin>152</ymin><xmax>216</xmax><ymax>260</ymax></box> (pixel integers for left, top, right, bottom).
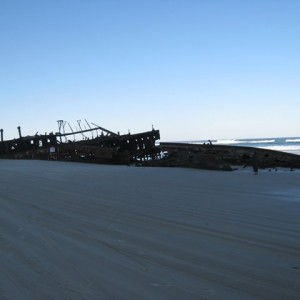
<box><xmin>257</xmin><ymin>145</ymin><xmax>300</xmax><ymax>152</ymax></box>
<box><xmin>182</xmin><ymin>136</ymin><xmax>300</xmax><ymax>155</ymax></box>
<box><xmin>247</xmin><ymin>139</ymin><xmax>275</xmax><ymax>144</ymax></box>
<box><xmin>214</xmin><ymin>139</ymin><xmax>241</xmax><ymax>145</ymax></box>
<box><xmin>286</xmin><ymin>139</ymin><xmax>300</xmax><ymax>143</ymax></box>
<box><xmin>215</xmin><ymin>139</ymin><xmax>275</xmax><ymax>145</ymax></box>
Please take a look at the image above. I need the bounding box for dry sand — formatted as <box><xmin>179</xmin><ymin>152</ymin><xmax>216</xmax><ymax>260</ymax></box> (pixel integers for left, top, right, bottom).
<box><xmin>1</xmin><ymin>160</ymin><xmax>300</xmax><ymax>300</ymax></box>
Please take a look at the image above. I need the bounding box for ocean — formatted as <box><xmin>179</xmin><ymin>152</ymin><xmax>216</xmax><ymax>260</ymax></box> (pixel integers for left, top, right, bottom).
<box><xmin>189</xmin><ymin>137</ymin><xmax>300</xmax><ymax>156</ymax></box>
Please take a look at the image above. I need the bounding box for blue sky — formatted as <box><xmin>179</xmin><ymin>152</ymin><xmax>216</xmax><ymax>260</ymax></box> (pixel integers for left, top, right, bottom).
<box><xmin>1</xmin><ymin>0</ymin><xmax>299</xmax><ymax>141</ymax></box>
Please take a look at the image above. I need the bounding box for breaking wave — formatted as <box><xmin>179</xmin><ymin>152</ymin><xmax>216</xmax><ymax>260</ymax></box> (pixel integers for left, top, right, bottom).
<box><xmin>247</xmin><ymin>139</ymin><xmax>275</xmax><ymax>144</ymax></box>
<box><xmin>286</xmin><ymin>139</ymin><xmax>300</xmax><ymax>143</ymax></box>
<box><xmin>214</xmin><ymin>139</ymin><xmax>276</xmax><ymax>145</ymax></box>
<box><xmin>257</xmin><ymin>145</ymin><xmax>300</xmax><ymax>154</ymax></box>
<box><xmin>186</xmin><ymin>136</ymin><xmax>300</xmax><ymax>155</ymax></box>
<box><xmin>214</xmin><ymin>139</ymin><xmax>241</xmax><ymax>145</ymax></box>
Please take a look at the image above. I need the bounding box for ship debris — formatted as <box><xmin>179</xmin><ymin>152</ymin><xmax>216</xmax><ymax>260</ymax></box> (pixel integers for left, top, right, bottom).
<box><xmin>1</xmin><ymin>122</ymin><xmax>300</xmax><ymax>170</ymax></box>
<box><xmin>142</xmin><ymin>142</ymin><xmax>300</xmax><ymax>171</ymax></box>
<box><xmin>0</xmin><ymin>121</ymin><xmax>161</xmax><ymax>164</ymax></box>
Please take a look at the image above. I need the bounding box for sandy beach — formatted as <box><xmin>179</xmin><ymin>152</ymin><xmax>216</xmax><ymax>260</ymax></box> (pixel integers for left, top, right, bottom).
<box><xmin>1</xmin><ymin>160</ymin><xmax>300</xmax><ymax>300</ymax></box>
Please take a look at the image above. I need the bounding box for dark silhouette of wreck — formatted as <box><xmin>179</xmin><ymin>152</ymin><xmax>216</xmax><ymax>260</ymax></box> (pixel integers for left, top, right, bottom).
<box><xmin>0</xmin><ymin>121</ymin><xmax>161</xmax><ymax>164</ymax></box>
<box><xmin>1</xmin><ymin>121</ymin><xmax>300</xmax><ymax>170</ymax></box>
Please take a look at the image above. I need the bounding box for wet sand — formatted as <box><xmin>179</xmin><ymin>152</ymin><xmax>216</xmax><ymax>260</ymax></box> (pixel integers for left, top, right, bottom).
<box><xmin>1</xmin><ymin>160</ymin><xmax>300</xmax><ymax>299</ymax></box>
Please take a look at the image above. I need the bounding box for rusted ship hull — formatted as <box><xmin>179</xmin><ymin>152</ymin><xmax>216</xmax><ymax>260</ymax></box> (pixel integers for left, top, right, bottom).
<box><xmin>1</xmin><ymin>124</ymin><xmax>300</xmax><ymax>170</ymax></box>
<box><xmin>141</xmin><ymin>142</ymin><xmax>300</xmax><ymax>170</ymax></box>
<box><xmin>0</xmin><ymin>124</ymin><xmax>161</xmax><ymax>165</ymax></box>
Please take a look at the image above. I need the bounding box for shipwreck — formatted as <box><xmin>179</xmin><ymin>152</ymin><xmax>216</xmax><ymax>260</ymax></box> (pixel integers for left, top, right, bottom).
<box><xmin>0</xmin><ymin>121</ymin><xmax>161</xmax><ymax>164</ymax></box>
<box><xmin>1</xmin><ymin>121</ymin><xmax>300</xmax><ymax>170</ymax></box>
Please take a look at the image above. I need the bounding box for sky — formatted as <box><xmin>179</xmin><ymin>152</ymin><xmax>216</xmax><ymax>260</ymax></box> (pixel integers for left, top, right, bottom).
<box><xmin>0</xmin><ymin>0</ymin><xmax>299</xmax><ymax>141</ymax></box>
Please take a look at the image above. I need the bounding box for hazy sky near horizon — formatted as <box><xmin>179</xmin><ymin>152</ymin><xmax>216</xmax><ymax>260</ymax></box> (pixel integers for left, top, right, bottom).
<box><xmin>1</xmin><ymin>0</ymin><xmax>299</xmax><ymax>141</ymax></box>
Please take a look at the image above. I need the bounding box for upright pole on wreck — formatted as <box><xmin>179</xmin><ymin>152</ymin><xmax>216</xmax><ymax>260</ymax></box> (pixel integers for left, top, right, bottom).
<box><xmin>0</xmin><ymin>129</ymin><xmax>3</xmax><ymax>142</ymax></box>
<box><xmin>17</xmin><ymin>126</ymin><xmax>22</xmax><ymax>138</ymax></box>
<box><xmin>57</xmin><ymin>120</ymin><xmax>64</xmax><ymax>143</ymax></box>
